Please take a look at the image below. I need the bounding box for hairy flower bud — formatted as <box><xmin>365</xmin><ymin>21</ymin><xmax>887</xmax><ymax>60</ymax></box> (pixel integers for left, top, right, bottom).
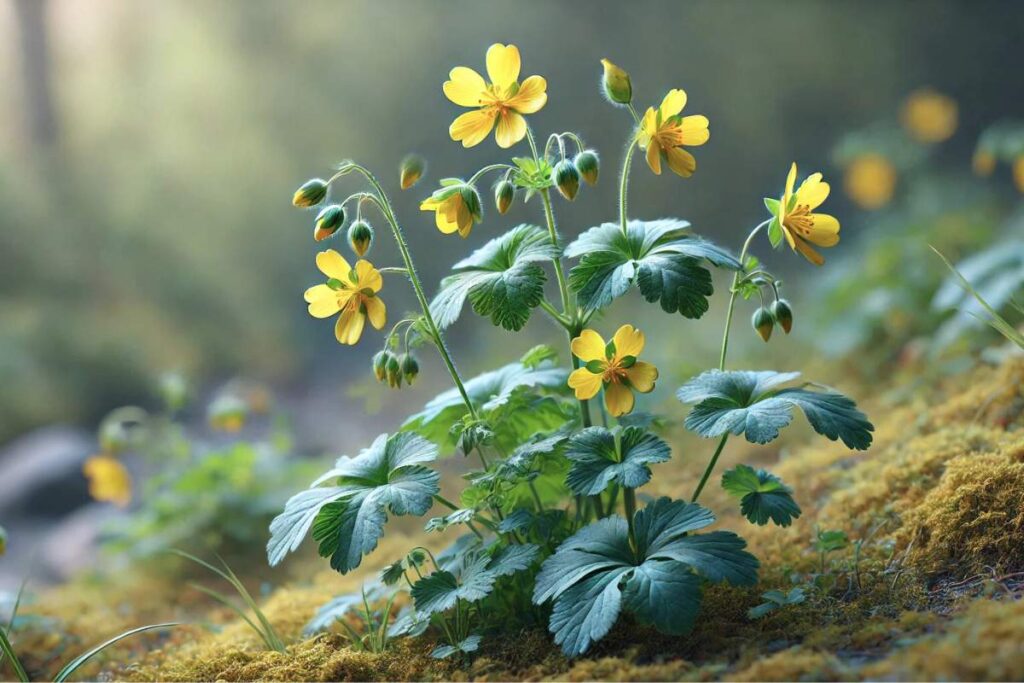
<box><xmin>400</xmin><ymin>154</ymin><xmax>426</xmax><ymax>190</ymax></box>
<box><xmin>494</xmin><ymin>180</ymin><xmax>515</xmax><ymax>215</ymax></box>
<box><xmin>600</xmin><ymin>58</ymin><xmax>632</xmax><ymax>105</ymax></box>
<box><xmin>554</xmin><ymin>159</ymin><xmax>580</xmax><ymax>201</ymax></box>
<box><xmin>752</xmin><ymin>307</ymin><xmax>775</xmax><ymax>342</ymax></box>
<box><xmin>771</xmin><ymin>299</ymin><xmax>794</xmax><ymax>334</ymax></box>
<box><xmin>574</xmin><ymin>150</ymin><xmax>600</xmax><ymax>186</ymax></box>
<box><xmin>292</xmin><ymin>178</ymin><xmax>328</xmax><ymax>208</ymax></box>
<box><xmin>400</xmin><ymin>353</ymin><xmax>420</xmax><ymax>385</ymax></box>
<box><xmin>460</xmin><ymin>185</ymin><xmax>483</xmax><ymax>222</ymax></box>
<box><xmin>347</xmin><ymin>219</ymin><xmax>374</xmax><ymax>256</ymax></box>
<box><xmin>372</xmin><ymin>350</ymin><xmax>390</xmax><ymax>383</ymax></box>
<box><xmin>314</xmin><ymin>204</ymin><xmax>345</xmax><ymax>241</ymax></box>
<box><xmin>386</xmin><ymin>354</ymin><xmax>403</xmax><ymax>388</ymax></box>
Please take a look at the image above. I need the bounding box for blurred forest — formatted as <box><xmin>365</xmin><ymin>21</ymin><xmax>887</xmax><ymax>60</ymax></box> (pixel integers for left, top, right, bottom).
<box><xmin>2</xmin><ymin>0</ymin><xmax>1023</xmax><ymax>444</ymax></box>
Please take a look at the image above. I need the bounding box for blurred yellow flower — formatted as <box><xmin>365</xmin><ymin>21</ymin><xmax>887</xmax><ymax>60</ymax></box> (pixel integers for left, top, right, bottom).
<box><xmin>420</xmin><ymin>183</ymin><xmax>482</xmax><ymax>238</ymax></box>
<box><xmin>972</xmin><ymin>150</ymin><xmax>996</xmax><ymax>176</ymax></box>
<box><xmin>304</xmin><ymin>250</ymin><xmax>386</xmax><ymax>345</ymax></box>
<box><xmin>443</xmin><ymin>43</ymin><xmax>548</xmax><ymax>148</ymax></box>
<box><xmin>568</xmin><ymin>325</ymin><xmax>658</xmax><ymax>417</ymax></box>
<box><xmin>208</xmin><ymin>394</ymin><xmax>248</xmax><ymax>432</ymax></box>
<box><xmin>901</xmin><ymin>88</ymin><xmax>957</xmax><ymax>143</ymax></box>
<box><xmin>637</xmin><ymin>89</ymin><xmax>709</xmax><ymax>177</ymax></box>
<box><xmin>1014</xmin><ymin>157</ymin><xmax>1024</xmax><ymax>193</ymax></box>
<box><xmin>83</xmin><ymin>455</ymin><xmax>132</xmax><ymax>507</ymax></box>
<box><xmin>775</xmin><ymin>163</ymin><xmax>840</xmax><ymax>266</ymax></box>
<box><xmin>843</xmin><ymin>153</ymin><xmax>897</xmax><ymax>210</ymax></box>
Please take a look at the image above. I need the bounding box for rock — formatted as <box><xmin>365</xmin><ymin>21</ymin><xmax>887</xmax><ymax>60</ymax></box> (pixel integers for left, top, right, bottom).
<box><xmin>0</xmin><ymin>425</ymin><xmax>94</xmax><ymax>518</ymax></box>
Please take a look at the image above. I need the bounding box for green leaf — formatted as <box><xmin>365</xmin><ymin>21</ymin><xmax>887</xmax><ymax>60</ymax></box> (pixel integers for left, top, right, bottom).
<box><xmin>431</xmin><ymin>634</ymin><xmax>482</xmax><ymax>659</ymax></box>
<box><xmin>430</xmin><ymin>225</ymin><xmax>560</xmax><ymax>331</ymax></box>
<box><xmin>511</xmin><ymin>157</ymin><xmax>554</xmax><ymax>191</ymax></box>
<box><xmin>748</xmin><ymin>587</ymin><xmax>806</xmax><ymax>619</ymax></box>
<box><xmin>520</xmin><ymin>344</ymin><xmax>559</xmax><ymax>368</ymax></box>
<box><xmin>721</xmin><ymin>464</ymin><xmax>802</xmax><ymax>527</ymax></box>
<box><xmin>564</xmin><ymin>426</ymin><xmax>671</xmax><ymax>495</ymax></box>
<box><xmin>768</xmin><ymin>216</ymin><xmax>783</xmax><ymax>248</ymax></box>
<box><xmin>677</xmin><ymin>370</ymin><xmax>874</xmax><ymax>450</ymax></box>
<box><xmin>533</xmin><ymin>497</ymin><xmax>757</xmax><ymax>657</ymax></box>
<box><xmin>268</xmin><ymin>433</ymin><xmax>439</xmax><ymax>573</ymax></box>
<box><xmin>412</xmin><ymin>545</ymin><xmax>538</xmax><ymax>616</ymax></box>
<box><xmin>763</xmin><ymin>197</ymin><xmax>780</xmax><ymax>214</ymax></box>
<box><xmin>816</xmin><ymin>529</ymin><xmax>850</xmax><ymax>553</ymax></box>
<box><xmin>564</xmin><ymin>219</ymin><xmax>740</xmax><ymax>317</ymax></box>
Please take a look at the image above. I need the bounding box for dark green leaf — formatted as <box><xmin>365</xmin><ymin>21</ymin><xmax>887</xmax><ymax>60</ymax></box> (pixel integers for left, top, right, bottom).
<box><xmin>430</xmin><ymin>225</ymin><xmax>560</xmax><ymax>331</ymax></box>
<box><xmin>412</xmin><ymin>545</ymin><xmax>538</xmax><ymax>616</ymax></box>
<box><xmin>564</xmin><ymin>219</ymin><xmax>740</xmax><ymax>317</ymax></box>
<box><xmin>564</xmin><ymin>426</ymin><xmax>671</xmax><ymax>495</ymax></box>
<box><xmin>677</xmin><ymin>370</ymin><xmax>874</xmax><ymax>449</ymax></box>
<box><xmin>722</xmin><ymin>464</ymin><xmax>802</xmax><ymax>527</ymax></box>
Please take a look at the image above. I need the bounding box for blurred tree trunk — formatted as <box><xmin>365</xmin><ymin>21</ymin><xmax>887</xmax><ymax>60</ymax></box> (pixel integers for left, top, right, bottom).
<box><xmin>13</xmin><ymin>0</ymin><xmax>57</xmax><ymax>150</ymax></box>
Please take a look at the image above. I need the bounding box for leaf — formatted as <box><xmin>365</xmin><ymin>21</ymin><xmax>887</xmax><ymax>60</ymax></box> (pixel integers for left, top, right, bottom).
<box><xmin>721</xmin><ymin>464</ymin><xmax>802</xmax><ymax>527</ymax></box>
<box><xmin>816</xmin><ymin>529</ymin><xmax>850</xmax><ymax>553</ymax></box>
<box><xmin>53</xmin><ymin>623</ymin><xmax>179</xmax><ymax>683</ymax></box>
<box><xmin>564</xmin><ymin>426</ymin><xmax>671</xmax><ymax>495</ymax></box>
<box><xmin>388</xmin><ymin>605</ymin><xmax>431</xmax><ymax>638</ymax></box>
<box><xmin>748</xmin><ymin>587</ymin><xmax>806</xmax><ymax>620</ymax></box>
<box><xmin>534</xmin><ymin>497</ymin><xmax>757</xmax><ymax>657</ymax></box>
<box><xmin>412</xmin><ymin>544</ymin><xmax>539</xmax><ymax>616</ymax></box>
<box><xmin>520</xmin><ymin>344</ymin><xmax>559</xmax><ymax>368</ymax></box>
<box><xmin>564</xmin><ymin>218</ymin><xmax>740</xmax><ymax>317</ymax></box>
<box><xmin>268</xmin><ymin>433</ymin><xmax>439</xmax><ymax>573</ymax></box>
<box><xmin>431</xmin><ymin>634</ymin><xmax>482</xmax><ymax>659</ymax></box>
<box><xmin>430</xmin><ymin>225</ymin><xmax>560</xmax><ymax>331</ymax></box>
<box><xmin>303</xmin><ymin>582</ymin><xmax>388</xmax><ymax>635</ymax></box>
<box><xmin>677</xmin><ymin>370</ymin><xmax>874</xmax><ymax>450</ymax></box>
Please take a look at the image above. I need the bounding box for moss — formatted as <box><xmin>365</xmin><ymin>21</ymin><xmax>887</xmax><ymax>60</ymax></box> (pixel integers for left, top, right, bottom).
<box><xmin>729</xmin><ymin>647</ymin><xmax>851</xmax><ymax>682</ymax></box>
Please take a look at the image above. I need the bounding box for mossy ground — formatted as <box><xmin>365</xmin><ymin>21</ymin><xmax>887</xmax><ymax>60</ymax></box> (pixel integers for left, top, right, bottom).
<box><xmin>11</xmin><ymin>354</ymin><xmax>1024</xmax><ymax>681</ymax></box>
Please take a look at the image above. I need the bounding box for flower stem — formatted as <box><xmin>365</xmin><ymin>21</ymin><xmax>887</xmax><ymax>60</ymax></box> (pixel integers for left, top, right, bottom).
<box><xmin>717</xmin><ymin>220</ymin><xmax>770</xmax><ymax>371</ymax></box>
<box><xmin>690</xmin><ymin>433</ymin><xmax>729</xmax><ymax>503</ymax></box>
<box><xmin>619</xmin><ymin>139</ymin><xmax>637</xmax><ymax>236</ymax></box>
<box><xmin>336</xmin><ymin>164</ymin><xmax>477</xmax><ymax>419</ymax></box>
<box><xmin>623</xmin><ymin>486</ymin><xmax>637</xmax><ymax>549</ymax></box>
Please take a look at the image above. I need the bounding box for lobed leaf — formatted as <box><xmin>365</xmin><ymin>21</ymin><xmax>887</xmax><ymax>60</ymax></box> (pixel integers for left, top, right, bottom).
<box><xmin>564</xmin><ymin>426</ymin><xmax>671</xmax><ymax>495</ymax></box>
<box><xmin>721</xmin><ymin>464</ymin><xmax>802</xmax><ymax>527</ymax></box>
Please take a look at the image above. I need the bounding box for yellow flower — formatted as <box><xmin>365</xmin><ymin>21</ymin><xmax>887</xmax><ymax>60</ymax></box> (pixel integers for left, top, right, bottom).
<box><xmin>568</xmin><ymin>325</ymin><xmax>658</xmax><ymax>418</ymax></box>
<box><xmin>420</xmin><ymin>182</ymin><xmax>482</xmax><ymax>238</ymax></box>
<box><xmin>443</xmin><ymin>43</ymin><xmax>548</xmax><ymax>148</ymax></box>
<box><xmin>843</xmin><ymin>153</ymin><xmax>897</xmax><ymax>210</ymax></box>
<box><xmin>83</xmin><ymin>455</ymin><xmax>132</xmax><ymax>507</ymax></box>
<box><xmin>901</xmin><ymin>88</ymin><xmax>957</xmax><ymax>143</ymax></box>
<box><xmin>636</xmin><ymin>89</ymin><xmax>709</xmax><ymax>177</ymax></box>
<box><xmin>304</xmin><ymin>250</ymin><xmax>386</xmax><ymax>345</ymax></box>
<box><xmin>1014</xmin><ymin>156</ymin><xmax>1024</xmax><ymax>194</ymax></box>
<box><xmin>774</xmin><ymin>163</ymin><xmax>840</xmax><ymax>266</ymax></box>
<box><xmin>972</xmin><ymin>149</ymin><xmax>996</xmax><ymax>177</ymax></box>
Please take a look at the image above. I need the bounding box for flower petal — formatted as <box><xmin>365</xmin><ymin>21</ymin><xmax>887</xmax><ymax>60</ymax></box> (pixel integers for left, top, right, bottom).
<box><xmin>304</xmin><ymin>284</ymin><xmax>344</xmax><ymax>318</ymax></box>
<box><xmin>625</xmin><ymin>361</ymin><xmax>658</xmax><ymax>393</ymax></box>
<box><xmin>506</xmin><ymin>75</ymin><xmax>547</xmax><ymax>114</ymax></box>
<box><xmin>792</xmin><ymin>235</ymin><xmax>825</xmax><ymax>266</ymax></box>
<box><xmin>495</xmin><ymin>111</ymin><xmax>527</xmax><ymax>148</ymax></box>
<box><xmin>784</xmin><ymin>162</ymin><xmax>797</xmax><ymax>203</ymax></box>
<box><xmin>450</xmin><ymin>109</ymin><xmax>496</xmax><ymax>148</ymax></box>
<box><xmin>568</xmin><ymin>367</ymin><xmax>603</xmax><ymax>401</ymax></box>
<box><xmin>678</xmin><ymin>115</ymin><xmax>710</xmax><ymax>146</ymax></box>
<box><xmin>316</xmin><ymin>249</ymin><xmax>352</xmax><ymax>281</ymax></box>
<box><xmin>645</xmin><ymin>139</ymin><xmax>663</xmax><ymax>175</ymax></box>
<box><xmin>83</xmin><ymin>455</ymin><xmax>132</xmax><ymax>507</ymax></box>
<box><xmin>659</xmin><ymin>89</ymin><xmax>688</xmax><ymax>118</ymax></box>
<box><xmin>486</xmin><ymin>43</ymin><xmax>521</xmax><ymax>91</ymax></box>
<box><xmin>571</xmin><ymin>329</ymin><xmax>607</xmax><ymax>363</ymax></box>
<box><xmin>335</xmin><ymin>305</ymin><xmax>366</xmax><ymax>345</ymax></box>
<box><xmin>664</xmin><ymin>146</ymin><xmax>697</xmax><ymax>178</ymax></box>
<box><xmin>639</xmin><ymin>106</ymin><xmax>658</xmax><ymax>141</ymax></box>
<box><xmin>443</xmin><ymin>66</ymin><xmax>487</xmax><ymax>107</ymax></box>
<box><xmin>806</xmin><ymin>213</ymin><xmax>840</xmax><ymax>246</ymax></box>
<box><xmin>363</xmin><ymin>295</ymin><xmax>387</xmax><ymax>330</ymax></box>
<box><xmin>354</xmin><ymin>260</ymin><xmax>383</xmax><ymax>292</ymax></box>
<box><xmin>612</xmin><ymin>324</ymin><xmax>645</xmax><ymax>358</ymax></box>
<box><xmin>796</xmin><ymin>173</ymin><xmax>830</xmax><ymax>210</ymax></box>
<box><xmin>604</xmin><ymin>382</ymin><xmax>635</xmax><ymax>417</ymax></box>
<box><xmin>454</xmin><ymin>196</ymin><xmax>473</xmax><ymax>237</ymax></box>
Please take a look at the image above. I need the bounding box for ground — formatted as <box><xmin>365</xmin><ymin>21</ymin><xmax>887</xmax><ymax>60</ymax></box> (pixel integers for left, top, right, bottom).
<box><xmin>11</xmin><ymin>352</ymin><xmax>1024</xmax><ymax>681</ymax></box>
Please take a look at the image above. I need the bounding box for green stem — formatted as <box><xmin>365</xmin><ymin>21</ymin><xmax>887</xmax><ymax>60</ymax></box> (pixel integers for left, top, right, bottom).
<box><xmin>333</xmin><ymin>164</ymin><xmax>478</xmax><ymax>419</ymax></box>
<box><xmin>538</xmin><ymin>298</ymin><xmax>572</xmax><ymax>329</ymax></box>
<box><xmin>528</xmin><ymin>480</ymin><xmax>544</xmax><ymax>511</ymax></box>
<box><xmin>623</xmin><ymin>487</ymin><xmax>637</xmax><ymax>549</ymax></box>
<box><xmin>619</xmin><ymin>139</ymin><xmax>637</xmax><ymax>236</ymax></box>
<box><xmin>718</xmin><ymin>220</ymin><xmax>770</xmax><ymax>371</ymax></box>
<box><xmin>468</xmin><ymin>163</ymin><xmax>513</xmax><ymax>186</ymax></box>
<box><xmin>690</xmin><ymin>433</ymin><xmax>729</xmax><ymax>503</ymax></box>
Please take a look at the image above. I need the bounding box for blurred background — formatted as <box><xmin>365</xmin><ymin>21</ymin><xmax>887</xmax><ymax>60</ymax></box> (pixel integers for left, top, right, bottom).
<box><xmin>2</xmin><ymin>0</ymin><xmax>1024</xmax><ymax>589</ymax></box>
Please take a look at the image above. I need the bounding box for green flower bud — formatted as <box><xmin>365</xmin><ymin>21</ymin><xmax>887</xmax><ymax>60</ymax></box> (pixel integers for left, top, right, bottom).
<box><xmin>372</xmin><ymin>350</ymin><xmax>390</xmax><ymax>383</ymax></box>
<box><xmin>771</xmin><ymin>299</ymin><xmax>794</xmax><ymax>334</ymax></box>
<box><xmin>494</xmin><ymin>180</ymin><xmax>515</xmax><ymax>215</ymax></box>
<box><xmin>158</xmin><ymin>372</ymin><xmax>188</xmax><ymax>412</ymax></box>
<box><xmin>600</xmin><ymin>58</ymin><xmax>632</xmax><ymax>105</ymax></box>
<box><xmin>460</xmin><ymin>185</ymin><xmax>483</xmax><ymax>222</ymax></box>
<box><xmin>292</xmin><ymin>178</ymin><xmax>328</xmax><ymax>208</ymax></box>
<box><xmin>574</xmin><ymin>150</ymin><xmax>600</xmax><ymax>186</ymax></box>
<box><xmin>347</xmin><ymin>219</ymin><xmax>374</xmax><ymax>257</ymax></box>
<box><xmin>554</xmin><ymin>159</ymin><xmax>580</xmax><ymax>201</ymax></box>
<box><xmin>386</xmin><ymin>354</ymin><xmax>402</xmax><ymax>389</ymax></box>
<box><xmin>752</xmin><ymin>307</ymin><xmax>775</xmax><ymax>342</ymax></box>
<box><xmin>400</xmin><ymin>154</ymin><xmax>426</xmax><ymax>190</ymax></box>
<box><xmin>314</xmin><ymin>204</ymin><xmax>345</xmax><ymax>242</ymax></box>
<box><xmin>400</xmin><ymin>353</ymin><xmax>420</xmax><ymax>385</ymax></box>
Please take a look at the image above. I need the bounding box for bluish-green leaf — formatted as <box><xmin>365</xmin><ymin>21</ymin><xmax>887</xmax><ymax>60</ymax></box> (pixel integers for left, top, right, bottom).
<box><xmin>564</xmin><ymin>426</ymin><xmax>671</xmax><ymax>495</ymax></box>
<box><xmin>722</xmin><ymin>464</ymin><xmax>802</xmax><ymax>527</ymax></box>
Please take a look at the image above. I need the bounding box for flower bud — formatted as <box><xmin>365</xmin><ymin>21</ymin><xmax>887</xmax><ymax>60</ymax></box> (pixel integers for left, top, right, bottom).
<box><xmin>771</xmin><ymin>299</ymin><xmax>794</xmax><ymax>334</ymax></box>
<box><xmin>207</xmin><ymin>394</ymin><xmax>248</xmax><ymax>432</ymax></box>
<box><xmin>400</xmin><ymin>353</ymin><xmax>420</xmax><ymax>385</ymax></box>
<box><xmin>574</xmin><ymin>150</ymin><xmax>600</xmax><ymax>186</ymax></box>
<box><xmin>972</xmin><ymin>150</ymin><xmax>996</xmax><ymax>177</ymax></box>
<box><xmin>554</xmin><ymin>159</ymin><xmax>580</xmax><ymax>201</ymax></box>
<box><xmin>347</xmin><ymin>219</ymin><xmax>374</xmax><ymax>256</ymax></box>
<box><xmin>400</xmin><ymin>154</ymin><xmax>426</xmax><ymax>190</ymax></box>
<box><xmin>460</xmin><ymin>185</ymin><xmax>483</xmax><ymax>222</ymax></box>
<box><xmin>494</xmin><ymin>180</ymin><xmax>515</xmax><ymax>215</ymax></box>
<box><xmin>752</xmin><ymin>307</ymin><xmax>775</xmax><ymax>342</ymax></box>
<box><xmin>386</xmin><ymin>354</ymin><xmax>403</xmax><ymax>388</ymax></box>
<box><xmin>158</xmin><ymin>372</ymin><xmax>188</xmax><ymax>412</ymax></box>
<box><xmin>314</xmin><ymin>204</ymin><xmax>345</xmax><ymax>241</ymax></box>
<box><xmin>372</xmin><ymin>350</ymin><xmax>390</xmax><ymax>383</ymax></box>
<box><xmin>292</xmin><ymin>178</ymin><xmax>328</xmax><ymax>208</ymax></box>
<box><xmin>600</xmin><ymin>58</ymin><xmax>632</xmax><ymax>105</ymax></box>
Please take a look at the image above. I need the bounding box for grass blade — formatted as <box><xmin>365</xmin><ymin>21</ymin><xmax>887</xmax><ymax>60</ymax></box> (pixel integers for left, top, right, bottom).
<box><xmin>932</xmin><ymin>246</ymin><xmax>1024</xmax><ymax>348</ymax></box>
<box><xmin>53</xmin><ymin>622</ymin><xmax>177</xmax><ymax>683</ymax></box>
<box><xmin>215</xmin><ymin>555</ymin><xmax>285</xmax><ymax>652</ymax></box>
<box><xmin>0</xmin><ymin>627</ymin><xmax>29</xmax><ymax>682</ymax></box>
<box><xmin>186</xmin><ymin>583</ymin><xmax>270</xmax><ymax>648</ymax></box>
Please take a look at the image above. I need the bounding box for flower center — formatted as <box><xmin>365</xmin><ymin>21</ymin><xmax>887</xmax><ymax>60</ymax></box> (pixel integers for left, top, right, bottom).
<box><xmin>602</xmin><ymin>359</ymin><xmax>628</xmax><ymax>384</ymax></box>
<box><xmin>784</xmin><ymin>204</ymin><xmax>815</xmax><ymax>236</ymax></box>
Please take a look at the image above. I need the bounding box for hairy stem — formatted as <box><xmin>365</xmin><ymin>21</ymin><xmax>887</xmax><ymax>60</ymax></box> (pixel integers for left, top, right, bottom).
<box><xmin>690</xmin><ymin>433</ymin><xmax>729</xmax><ymax>503</ymax></box>
<box><xmin>717</xmin><ymin>220</ymin><xmax>770</xmax><ymax>371</ymax></box>
<box><xmin>619</xmin><ymin>139</ymin><xmax>637</xmax><ymax>236</ymax></box>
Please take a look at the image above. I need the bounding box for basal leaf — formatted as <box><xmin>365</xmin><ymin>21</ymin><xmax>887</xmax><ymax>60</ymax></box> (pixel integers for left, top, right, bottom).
<box><xmin>621</xmin><ymin>559</ymin><xmax>702</xmax><ymax>635</ymax></box>
<box><xmin>677</xmin><ymin>370</ymin><xmax>874</xmax><ymax>449</ymax></box>
<box><xmin>564</xmin><ymin>426</ymin><xmax>671</xmax><ymax>495</ymax></box>
<box><xmin>430</xmin><ymin>224</ymin><xmax>560</xmax><ymax>331</ymax></box>
<box><xmin>564</xmin><ymin>218</ymin><xmax>740</xmax><ymax>317</ymax></box>
<box><xmin>721</xmin><ymin>464</ymin><xmax>802</xmax><ymax>527</ymax></box>
<box><xmin>412</xmin><ymin>544</ymin><xmax>538</xmax><ymax>617</ymax></box>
